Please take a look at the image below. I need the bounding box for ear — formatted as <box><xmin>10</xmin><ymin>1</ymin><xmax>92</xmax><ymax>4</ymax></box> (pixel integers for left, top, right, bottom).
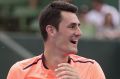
<box><xmin>46</xmin><ymin>25</ymin><xmax>57</xmax><ymax>36</ymax></box>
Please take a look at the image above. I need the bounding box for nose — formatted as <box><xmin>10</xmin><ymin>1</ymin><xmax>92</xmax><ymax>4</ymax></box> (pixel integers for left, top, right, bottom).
<box><xmin>75</xmin><ymin>27</ymin><xmax>82</xmax><ymax>37</ymax></box>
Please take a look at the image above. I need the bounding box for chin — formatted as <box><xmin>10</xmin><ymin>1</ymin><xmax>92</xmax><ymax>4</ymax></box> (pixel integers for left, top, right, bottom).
<box><xmin>70</xmin><ymin>48</ymin><xmax>77</xmax><ymax>54</ymax></box>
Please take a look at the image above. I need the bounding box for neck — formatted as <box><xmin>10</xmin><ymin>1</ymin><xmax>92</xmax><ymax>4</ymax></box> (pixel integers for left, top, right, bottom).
<box><xmin>43</xmin><ymin>50</ymin><xmax>69</xmax><ymax>70</ymax></box>
<box><xmin>43</xmin><ymin>41</ymin><xmax>70</xmax><ymax>70</ymax></box>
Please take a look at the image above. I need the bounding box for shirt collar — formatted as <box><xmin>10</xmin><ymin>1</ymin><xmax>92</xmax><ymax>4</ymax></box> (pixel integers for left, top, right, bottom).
<box><xmin>42</xmin><ymin>54</ymin><xmax>71</xmax><ymax>69</ymax></box>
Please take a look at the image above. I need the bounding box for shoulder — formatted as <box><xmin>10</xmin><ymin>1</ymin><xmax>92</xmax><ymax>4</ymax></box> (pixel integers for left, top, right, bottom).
<box><xmin>69</xmin><ymin>54</ymin><xmax>96</xmax><ymax>64</ymax></box>
<box><xmin>69</xmin><ymin>54</ymin><xmax>106</xmax><ymax>79</ymax></box>
<box><xmin>7</xmin><ymin>54</ymin><xmax>43</xmax><ymax>79</ymax></box>
<box><xmin>10</xmin><ymin>54</ymin><xmax>42</xmax><ymax>70</ymax></box>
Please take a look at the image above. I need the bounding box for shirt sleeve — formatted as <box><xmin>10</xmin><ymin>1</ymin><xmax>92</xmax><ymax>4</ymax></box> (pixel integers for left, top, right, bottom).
<box><xmin>90</xmin><ymin>60</ymin><xmax>106</xmax><ymax>79</ymax></box>
<box><xmin>7</xmin><ymin>62</ymin><xmax>24</xmax><ymax>79</ymax></box>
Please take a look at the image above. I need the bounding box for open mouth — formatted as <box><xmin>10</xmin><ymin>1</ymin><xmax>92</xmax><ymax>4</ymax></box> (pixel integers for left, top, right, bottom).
<box><xmin>70</xmin><ymin>40</ymin><xmax>77</xmax><ymax>44</ymax></box>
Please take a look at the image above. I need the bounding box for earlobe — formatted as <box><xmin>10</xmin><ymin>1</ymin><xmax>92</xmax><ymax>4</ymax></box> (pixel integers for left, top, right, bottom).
<box><xmin>46</xmin><ymin>25</ymin><xmax>56</xmax><ymax>36</ymax></box>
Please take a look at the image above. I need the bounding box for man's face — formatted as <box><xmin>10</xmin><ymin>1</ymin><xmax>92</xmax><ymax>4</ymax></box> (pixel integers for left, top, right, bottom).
<box><xmin>53</xmin><ymin>11</ymin><xmax>82</xmax><ymax>55</ymax></box>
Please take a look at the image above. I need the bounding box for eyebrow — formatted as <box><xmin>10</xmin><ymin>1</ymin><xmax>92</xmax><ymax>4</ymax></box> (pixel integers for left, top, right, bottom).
<box><xmin>69</xmin><ymin>22</ymin><xmax>81</xmax><ymax>26</ymax></box>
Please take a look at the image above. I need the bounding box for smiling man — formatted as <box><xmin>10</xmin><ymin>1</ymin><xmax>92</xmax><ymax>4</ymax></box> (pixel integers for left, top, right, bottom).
<box><xmin>7</xmin><ymin>1</ymin><xmax>106</xmax><ymax>79</ymax></box>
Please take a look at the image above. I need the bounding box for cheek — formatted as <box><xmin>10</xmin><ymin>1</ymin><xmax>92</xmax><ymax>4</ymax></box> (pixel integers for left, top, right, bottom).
<box><xmin>55</xmin><ymin>36</ymin><xmax>67</xmax><ymax>45</ymax></box>
<box><xmin>55</xmin><ymin>34</ymin><xmax>70</xmax><ymax>49</ymax></box>
<box><xmin>54</xmin><ymin>31</ymin><xmax>71</xmax><ymax>47</ymax></box>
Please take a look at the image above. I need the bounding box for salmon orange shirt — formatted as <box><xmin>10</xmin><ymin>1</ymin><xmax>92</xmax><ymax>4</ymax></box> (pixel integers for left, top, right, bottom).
<box><xmin>7</xmin><ymin>54</ymin><xmax>106</xmax><ymax>79</ymax></box>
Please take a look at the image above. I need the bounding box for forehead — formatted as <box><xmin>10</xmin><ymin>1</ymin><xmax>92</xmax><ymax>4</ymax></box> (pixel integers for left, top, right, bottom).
<box><xmin>60</xmin><ymin>11</ymin><xmax>80</xmax><ymax>24</ymax></box>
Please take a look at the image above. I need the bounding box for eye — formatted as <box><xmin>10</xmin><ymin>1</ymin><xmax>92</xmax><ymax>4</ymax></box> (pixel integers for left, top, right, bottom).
<box><xmin>68</xmin><ymin>24</ymin><xmax>76</xmax><ymax>29</ymax></box>
<box><xmin>67</xmin><ymin>23</ymin><xmax>80</xmax><ymax>30</ymax></box>
<box><xmin>78</xmin><ymin>23</ymin><xmax>80</xmax><ymax>27</ymax></box>
<box><xmin>71</xmin><ymin>25</ymin><xmax>76</xmax><ymax>29</ymax></box>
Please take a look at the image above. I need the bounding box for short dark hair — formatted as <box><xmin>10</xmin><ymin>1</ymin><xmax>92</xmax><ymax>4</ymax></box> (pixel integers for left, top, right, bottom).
<box><xmin>39</xmin><ymin>1</ymin><xmax>78</xmax><ymax>41</ymax></box>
